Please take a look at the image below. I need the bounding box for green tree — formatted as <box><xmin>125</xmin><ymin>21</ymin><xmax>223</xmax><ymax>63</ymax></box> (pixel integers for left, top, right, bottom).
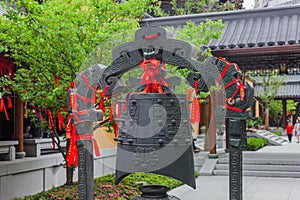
<box><xmin>0</xmin><ymin>0</ymin><xmax>161</xmax><ymax>110</ymax></box>
<box><xmin>0</xmin><ymin>0</ymin><xmax>163</xmax><ymax>185</ymax></box>
<box><xmin>270</xmin><ymin>100</ymin><xmax>298</xmax><ymax>127</ymax></box>
<box><xmin>168</xmin><ymin>0</ymin><xmax>236</xmax><ymax>15</ymax></box>
<box><xmin>255</xmin><ymin>75</ymin><xmax>285</xmax><ymax>130</ymax></box>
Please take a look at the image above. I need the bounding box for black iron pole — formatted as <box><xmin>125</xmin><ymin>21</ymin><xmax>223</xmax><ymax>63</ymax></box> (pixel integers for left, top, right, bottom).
<box><xmin>77</xmin><ymin>140</ymin><xmax>94</xmax><ymax>200</ymax></box>
<box><xmin>229</xmin><ymin>146</ymin><xmax>242</xmax><ymax>200</ymax></box>
<box><xmin>228</xmin><ymin>119</ymin><xmax>246</xmax><ymax>200</ymax></box>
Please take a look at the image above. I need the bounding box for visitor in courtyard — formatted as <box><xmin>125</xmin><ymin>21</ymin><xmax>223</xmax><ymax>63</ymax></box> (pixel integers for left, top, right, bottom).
<box><xmin>295</xmin><ymin>119</ymin><xmax>300</xmax><ymax>143</ymax></box>
<box><xmin>286</xmin><ymin>121</ymin><xmax>294</xmax><ymax>143</ymax></box>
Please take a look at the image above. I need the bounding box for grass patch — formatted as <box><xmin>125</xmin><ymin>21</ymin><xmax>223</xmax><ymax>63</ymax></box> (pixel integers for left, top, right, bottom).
<box><xmin>270</xmin><ymin>131</ymin><xmax>281</xmax><ymax>136</ymax></box>
<box><xmin>14</xmin><ymin>173</ymin><xmax>184</xmax><ymax>200</ymax></box>
<box><xmin>247</xmin><ymin>138</ymin><xmax>268</xmax><ymax>151</ymax></box>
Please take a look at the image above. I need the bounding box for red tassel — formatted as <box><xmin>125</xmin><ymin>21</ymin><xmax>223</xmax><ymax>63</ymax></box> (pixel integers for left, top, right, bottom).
<box><xmin>70</xmin><ymin>93</ymin><xmax>78</xmax><ymax>112</ymax></box>
<box><xmin>110</xmin><ymin>104</ymin><xmax>113</xmax><ymax>122</ymax></box>
<box><xmin>191</xmin><ymin>95</ymin><xmax>200</xmax><ymax>123</ymax></box>
<box><xmin>94</xmin><ymin>89</ymin><xmax>97</xmax><ymax>104</ymax></box>
<box><xmin>0</xmin><ymin>98</ymin><xmax>4</xmax><ymax>112</ymax></box>
<box><xmin>99</xmin><ymin>85</ymin><xmax>109</xmax><ymax>112</ymax></box>
<box><xmin>93</xmin><ymin>138</ymin><xmax>100</xmax><ymax>157</ymax></box>
<box><xmin>6</xmin><ymin>97</ymin><xmax>12</xmax><ymax>108</ymax></box>
<box><xmin>57</xmin><ymin>111</ymin><xmax>65</xmax><ymax>131</ymax></box>
<box><xmin>70</xmin><ymin>81</ymin><xmax>75</xmax><ymax>88</ymax></box>
<box><xmin>113</xmin><ymin>122</ymin><xmax>118</xmax><ymax>137</ymax></box>
<box><xmin>67</xmin><ymin>123</ymin><xmax>78</xmax><ymax>167</ymax></box>
<box><xmin>240</xmin><ymin>83</ymin><xmax>245</xmax><ymax>101</ymax></box>
<box><xmin>190</xmin><ymin>80</ymin><xmax>200</xmax><ymax>123</ymax></box>
<box><xmin>66</xmin><ymin>115</ymin><xmax>72</xmax><ymax>139</ymax></box>
<box><xmin>99</xmin><ymin>95</ymin><xmax>105</xmax><ymax>112</ymax></box>
<box><xmin>47</xmin><ymin>110</ymin><xmax>54</xmax><ymax>129</ymax></box>
<box><xmin>0</xmin><ymin>98</ymin><xmax>9</xmax><ymax>120</ymax></box>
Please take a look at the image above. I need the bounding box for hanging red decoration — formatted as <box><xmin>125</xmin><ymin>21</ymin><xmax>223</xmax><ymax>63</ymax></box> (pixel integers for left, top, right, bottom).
<box><xmin>0</xmin><ymin>55</ymin><xmax>14</xmax><ymax>78</ymax></box>
<box><xmin>93</xmin><ymin>138</ymin><xmax>100</xmax><ymax>157</ymax></box>
<box><xmin>6</xmin><ymin>97</ymin><xmax>12</xmax><ymax>108</ymax></box>
<box><xmin>0</xmin><ymin>97</ymin><xmax>9</xmax><ymax>120</ymax></box>
<box><xmin>57</xmin><ymin>111</ymin><xmax>65</xmax><ymax>131</ymax></box>
<box><xmin>187</xmin><ymin>80</ymin><xmax>200</xmax><ymax>124</ymax></box>
<box><xmin>66</xmin><ymin>123</ymin><xmax>78</xmax><ymax>167</ymax></box>
<box><xmin>139</xmin><ymin>58</ymin><xmax>168</xmax><ymax>93</ymax></box>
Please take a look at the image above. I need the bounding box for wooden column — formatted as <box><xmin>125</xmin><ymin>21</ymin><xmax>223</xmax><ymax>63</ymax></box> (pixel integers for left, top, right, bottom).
<box><xmin>255</xmin><ymin>100</ymin><xmax>259</xmax><ymax>118</ymax></box>
<box><xmin>282</xmin><ymin>99</ymin><xmax>287</xmax><ymax>128</ymax></box>
<box><xmin>209</xmin><ymin>91</ymin><xmax>216</xmax><ymax>155</ymax></box>
<box><xmin>203</xmin><ymin>97</ymin><xmax>210</xmax><ymax>151</ymax></box>
<box><xmin>225</xmin><ymin>119</ymin><xmax>230</xmax><ymax>149</ymax></box>
<box><xmin>14</xmin><ymin>96</ymin><xmax>24</xmax><ymax>152</ymax></box>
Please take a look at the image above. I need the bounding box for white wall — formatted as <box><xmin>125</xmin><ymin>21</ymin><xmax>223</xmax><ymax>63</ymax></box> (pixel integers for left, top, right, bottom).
<box><xmin>0</xmin><ymin>148</ymin><xmax>116</xmax><ymax>200</ymax></box>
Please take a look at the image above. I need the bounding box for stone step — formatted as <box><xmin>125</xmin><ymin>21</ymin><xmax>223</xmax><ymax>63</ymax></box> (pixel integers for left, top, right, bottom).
<box><xmin>193</xmin><ymin>152</ymin><xmax>209</xmax><ymax>172</ymax></box>
<box><xmin>215</xmin><ymin>164</ymin><xmax>300</xmax><ymax>172</ymax></box>
<box><xmin>213</xmin><ymin>170</ymin><xmax>300</xmax><ymax>178</ymax></box>
<box><xmin>218</xmin><ymin>158</ymin><xmax>300</xmax><ymax>165</ymax></box>
<box><xmin>219</xmin><ymin>152</ymin><xmax>300</xmax><ymax>160</ymax></box>
<box><xmin>251</xmin><ymin>130</ymin><xmax>289</xmax><ymax>146</ymax></box>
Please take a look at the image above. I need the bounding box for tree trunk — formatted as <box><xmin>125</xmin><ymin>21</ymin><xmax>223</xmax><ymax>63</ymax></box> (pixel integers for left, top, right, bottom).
<box><xmin>66</xmin><ymin>138</ymin><xmax>74</xmax><ymax>185</ymax></box>
<box><xmin>66</xmin><ymin>165</ymin><xmax>74</xmax><ymax>185</ymax></box>
<box><xmin>15</xmin><ymin>96</ymin><xmax>24</xmax><ymax>152</ymax></box>
<box><xmin>265</xmin><ymin>107</ymin><xmax>269</xmax><ymax>130</ymax></box>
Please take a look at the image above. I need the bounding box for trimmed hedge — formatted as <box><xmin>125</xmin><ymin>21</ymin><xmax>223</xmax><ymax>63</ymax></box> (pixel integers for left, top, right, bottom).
<box><xmin>13</xmin><ymin>173</ymin><xmax>183</xmax><ymax>200</ymax></box>
<box><xmin>247</xmin><ymin>138</ymin><xmax>268</xmax><ymax>151</ymax></box>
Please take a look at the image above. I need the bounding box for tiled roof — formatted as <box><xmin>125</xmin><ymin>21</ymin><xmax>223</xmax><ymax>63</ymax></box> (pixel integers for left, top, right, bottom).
<box><xmin>254</xmin><ymin>83</ymin><xmax>300</xmax><ymax>98</ymax></box>
<box><xmin>140</xmin><ymin>5</ymin><xmax>300</xmax><ymax>51</ymax></box>
<box><xmin>253</xmin><ymin>74</ymin><xmax>300</xmax><ymax>84</ymax></box>
<box><xmin>253</xmin><ymin>75</ymin><xmax>300</xmax><ymax>98</ymax></box>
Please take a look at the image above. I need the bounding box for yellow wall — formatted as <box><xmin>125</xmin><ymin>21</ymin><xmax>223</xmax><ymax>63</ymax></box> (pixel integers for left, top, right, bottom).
<box><xmin>93</xmin><ymin>127</ymin><xmax>117</xmax><ymax>149</ymax></box>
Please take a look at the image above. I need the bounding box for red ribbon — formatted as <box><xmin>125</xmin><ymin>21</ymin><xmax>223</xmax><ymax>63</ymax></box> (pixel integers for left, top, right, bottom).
<box><xmin>139</xmin><ymin>58</ymin><xmax>168</xmax><ymax>93</ymax></box>
<box><xmin>66</xmin><ymin>123</ymin><xmax>78</xmax><ymax>167</ymax></box>
<box><xmin>99</xmin><ymin>85</ymin><xmax>109</xmax><ymax>111</ymax></box>
<box><xmin>57</xmin><ymin>111</ymin><xmax>65</xmax><ymax>131</ymax></box>
<box><xmin>6</xmin><ymin>97</ymin><xmax>12</xmax><ymax>108</ymax></box>
<box><xmin>66</xmin><ymin>114</ymin><xmax>72</xmax><ymax>139</ymax></box>
<box><xmin>144</xmin><ymin>34</ymin><xmax>159</xmax><ymax>40</ymax></box>
<box><xmin>225</xmin><ymin>105</ymin><xmax>243</xmax><ymax>113</ymax></box>
<box><xmin>0</xmin><ymin>97</ymin><xmax>9</xmax><ymax>120</ymax></box>
<box><xmin>192</xmin><ymin>80</ymin><xmax>201</xmax><ymax>123</ymax></box>
<box><xmin>218</xmin><ymin>58</ymin><xmax>246</xmax><ymax>111</ymax></box>
<box><xmin>93</xmin><ymin>138</ymin><xmax>100</xmax><ymax>157</ymax></box>
<box><xmin>47</xmin><ymin>110</ymin><xmax>54</xmax><ymax>129</ymax></box>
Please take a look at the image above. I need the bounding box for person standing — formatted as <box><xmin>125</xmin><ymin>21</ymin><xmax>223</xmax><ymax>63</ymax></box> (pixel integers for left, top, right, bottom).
<box><xmin>296</xmin><ymin>119</ymin><xmax>300</xmax><ymax>143</ymax></box>
<box><xmin>286</xmin><ymin>121</ymin><xmax>294</xmax><ymax>143</ymax></box>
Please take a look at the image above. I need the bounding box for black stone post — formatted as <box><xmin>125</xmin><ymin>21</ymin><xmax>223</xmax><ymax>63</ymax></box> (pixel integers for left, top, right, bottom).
<box><xmin>77</xmin><ymin>140</ymin><xmax>94</xmax><ymax>200</ymax></box>
<box><xmin>228</xmin><ymin>119</ymin><xmax>246</xmax><ymax>200</ymax></box>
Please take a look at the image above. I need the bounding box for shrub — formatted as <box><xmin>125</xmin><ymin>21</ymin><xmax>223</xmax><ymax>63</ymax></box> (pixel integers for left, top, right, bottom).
<box><xmin>14</xmin><ymin>173</ymin><xmax>183</xmax><ymax>200</ymax></box>
<box><xmin>247</xmin><ymin>138</ymin><xmax>268</xmax><ymax>151</ymax></box>
<box><xmin>270</xmin><ymin>131</ymin><xmax>281</xmax><ymax>136</ymax></box>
